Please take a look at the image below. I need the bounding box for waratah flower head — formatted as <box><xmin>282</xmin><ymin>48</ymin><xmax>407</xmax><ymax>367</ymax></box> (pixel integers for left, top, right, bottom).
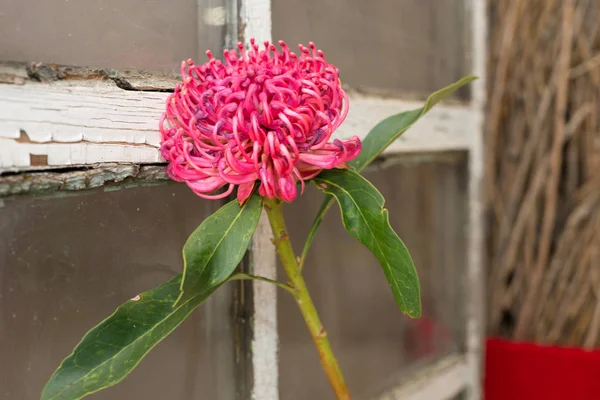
<box><xmin>159</xmin><ymin>39</ymin><xmax>361</xmax><ymax>203</ymax></box>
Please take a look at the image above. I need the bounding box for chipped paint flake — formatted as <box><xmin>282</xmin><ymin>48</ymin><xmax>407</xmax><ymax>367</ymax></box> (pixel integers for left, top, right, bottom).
<box><xmin>0</xmin><ymin>83</ymin><xmax>166</xmax><ymax>171</ymax></box>
<box><xmin>0</xmin><ymin>81</ymin><xmax>474</xmax><ymax>173</ymax></box>
<box><xmin>203</xmin><ymin>7</ymin><xmax>227</xmax><ymax>26</ymax></box>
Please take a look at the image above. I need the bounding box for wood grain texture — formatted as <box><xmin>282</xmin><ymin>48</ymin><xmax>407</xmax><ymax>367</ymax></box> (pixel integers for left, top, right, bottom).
<box><xmin>249</xmin><ymin>212</ymin><xmax>279</xmax><ymax>400</ymax></box>
<box><xmin>0</xmin><ymin>82</ymin><xmax>474</xmax><ymax>172</ymax></box>
<box><xmin>238</xmin><ymin>10</ymin><xmax>279</xmax><ymax>399</ymax></box>
<box><xmin>338</xmin><ymin>93</ymin><xmax>474</xmax><ymax>154</ymax></box>
<box><xmin>465</xmin><ymin>1</ymin><xmax>486</xmax><ymax>399</ymax></box>
<box><xmin>0</xmin><ymin>164</ymin><xmax>168</xmax><ymax>197</ymax></box>
<box><xmin>0</xmin><ymin>61</ymin><xmax>180</xmax><ymax>90</ymax></box>
<box><xmin>0</xmin><ymin>83</ymin><xmax>166</xmax><ymax>170</ymax></box>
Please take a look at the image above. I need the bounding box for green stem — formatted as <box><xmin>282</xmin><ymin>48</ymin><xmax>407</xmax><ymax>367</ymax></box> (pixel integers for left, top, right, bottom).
<box><xmin>299</xmin><ymin>198</ymin><xmax>335</xmax><ymax>270</ymax></box>
<box><xmin>263</xmin><ymin>197</ymin><xmax>351</xmax><ymax>400</ymax></box>
<box><xmin>228</xmin><ymin>273</ymin><xmax>295</xmax><ymax>294</ymax></box>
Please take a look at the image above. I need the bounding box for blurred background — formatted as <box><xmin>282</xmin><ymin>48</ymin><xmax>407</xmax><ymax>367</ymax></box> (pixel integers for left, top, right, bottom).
<box><xmin>485</xmin><ymin>1</ymin><xmax>600</xmax><ymax>398</ymax></box>
<box><xmin>0</xmin><ymin>0</ymin><xmax>599</xmax><ymax>399</ymax></box>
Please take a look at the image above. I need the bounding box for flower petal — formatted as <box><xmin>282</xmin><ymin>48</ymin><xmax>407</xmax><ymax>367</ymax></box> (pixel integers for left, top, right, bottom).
<box><xmin>159</xmin><ymin>40</ymin><xmax>361</xmax><ymax>203</ymax></box>
<box><xmin>237</xmin><ymin>181</ymin><xmax>255</xmax><ymax>204</ymax></box>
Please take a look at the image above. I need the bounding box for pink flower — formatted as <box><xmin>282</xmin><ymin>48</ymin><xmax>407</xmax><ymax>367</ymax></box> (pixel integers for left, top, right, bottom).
<box><xmin>159</xmin><ymin>39</ymin><xmax>361</xmax><ymax>203</ymax></box>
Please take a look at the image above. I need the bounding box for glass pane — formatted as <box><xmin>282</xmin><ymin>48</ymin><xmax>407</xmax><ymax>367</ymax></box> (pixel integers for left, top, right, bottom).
<box><xmin>279</xmin><ymin>154</ymin><xmax>468</xmax><ymax>399</ymax></box>
<box><xmin>0</xmin><ymin>183</ymin><xmax>239</xmax><ymax>400</ymax></box>
<box><xmin>272</xmin><ymin>0</ymin><xmax>468</xmax><ymax>98</ymax></box>
<box><xmin>0</xmin><ymin>0</ymin><xmax>231</xmax><ymax>72</ymax></box>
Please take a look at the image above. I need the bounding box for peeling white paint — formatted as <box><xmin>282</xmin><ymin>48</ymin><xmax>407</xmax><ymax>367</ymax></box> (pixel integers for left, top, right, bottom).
<box><xmin>464</xmin><ymin>0</ymin><xmax>487</xmax><ymax>399</ymax></box>
<box><xmin>203</xmin><ymin>6</ymin><xmax>227</xmax><ymax>26</ymax></box>
<box><xmin>0</xmin><ymin>83</ymin><xmax>472</xmax><ymax>172</ymax></box>
<box><xmin>239</xmin><ymin>1</ymin><xmax>279</xmax><ymax>397</ymax></box>
<box><xmin>250</xmin><ymin>212</ymin><xmax>279</xmax><ymax>400</ymax></box>
<box><xmin>240</xmin><ymin>0</ymin><xmax>271</xmax><ymax>48</ymax></box>
<box><xmin>336</xmin><ymin>96</ymin><xmax>473</xmax><ymax>154</ymax></box>
<box><xmin>0</xmin><ymin>83</ymin><xmax>166</xmax><ymax>171</ymax></box>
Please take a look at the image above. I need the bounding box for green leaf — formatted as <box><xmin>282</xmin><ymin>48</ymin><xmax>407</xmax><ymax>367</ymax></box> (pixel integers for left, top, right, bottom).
<box><xmin>41</xmin><ymin>274</ymin><xmax>219</xmax><ymax>400</ymax></box>
<box><xmin>314</xmin><ymin>169</ymin><xmax>421</xmax><ymax>318</ymax></box>
<box><xmin>42</xmin><ymin>195</ymin><xmax>263</xmax><ymax>400</ymax></box>
<box><xmin>350</xmin><ymin>75</ymin><xmax>477</xmax><ymax>171</ymax></box>
<box><xmin>299</xmin><ymin>76</ymin><xmax>476</xmax><ymax>266</ymax></box>
<box><xmin>176</xmin><ymin>194</ymin><xmax>263</xmax><ymax>305</ymax></box>
<box><xmin>227</xmin><ymin>272</ymin><xmax>295</xmax><ymax>294</ymax></box>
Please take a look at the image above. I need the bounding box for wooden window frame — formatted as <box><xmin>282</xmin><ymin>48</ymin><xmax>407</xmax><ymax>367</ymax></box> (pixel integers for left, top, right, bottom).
<box><xmin>0</xmin><ymin>0</ymin><xmax>486</xmax><ymax>398</ymax></box>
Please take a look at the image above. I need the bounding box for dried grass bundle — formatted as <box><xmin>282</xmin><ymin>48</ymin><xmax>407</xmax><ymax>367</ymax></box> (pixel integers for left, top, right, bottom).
<box><xmin>487</xmin><ymin>0</ymin><xmax>600</xmax><ymax>347</ymax></box>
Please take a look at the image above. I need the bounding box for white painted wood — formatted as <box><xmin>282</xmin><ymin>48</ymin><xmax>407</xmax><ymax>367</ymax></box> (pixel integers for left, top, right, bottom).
<box><xmin>379</xmin><ymin>355</ymin><xmax>468</xmax><ymax>400</ymax></box>
<box><xmin>238</xmin><ymin>1</ymin><xmax>279</xmax><ymax>399</ymax></box>
<box><xmin>249</xmin><ymin>212</ymin><xmax>279</xmax><ymax>400</ymax></box>
<box><xmin>203</xmin><ymin>6</ymin><xmax>227</xmax><ymax>26</ymax></box>
<box><xmin>335</xmin><ymin>95</ymin><xmax>474</xmax><ymax>154</ymax></box>
<box><xmin>464</xmin><ymin>0</ymin><xmax>487</xmax><ymax>399</ymax></box>
<box><xmin>0</xmin><ymin>83</ymin><xmax>165</xmax><ymax>170</ymax></box>
<box><xmin>0</xmin><ymin>83</ymin><xmax>472</xmax><ymax>172</ymax></box>
<box><xmin>240</xmin><ymin>0</ymin><xmax>271</xmax><ymax>47</ymax></box>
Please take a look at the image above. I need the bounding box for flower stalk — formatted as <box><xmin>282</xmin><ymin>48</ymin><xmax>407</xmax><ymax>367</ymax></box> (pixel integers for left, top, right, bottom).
<box><xmin>263</xmin><ymin>197</ymin><xmax>350</xmax><ymax>400</ymax></box>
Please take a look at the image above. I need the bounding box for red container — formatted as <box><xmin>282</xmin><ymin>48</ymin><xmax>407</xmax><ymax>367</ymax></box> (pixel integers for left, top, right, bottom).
<box><xmin>485</xmin><ymin>338</ymin><xmax>600</xmax><ymax>400</ymax></box>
